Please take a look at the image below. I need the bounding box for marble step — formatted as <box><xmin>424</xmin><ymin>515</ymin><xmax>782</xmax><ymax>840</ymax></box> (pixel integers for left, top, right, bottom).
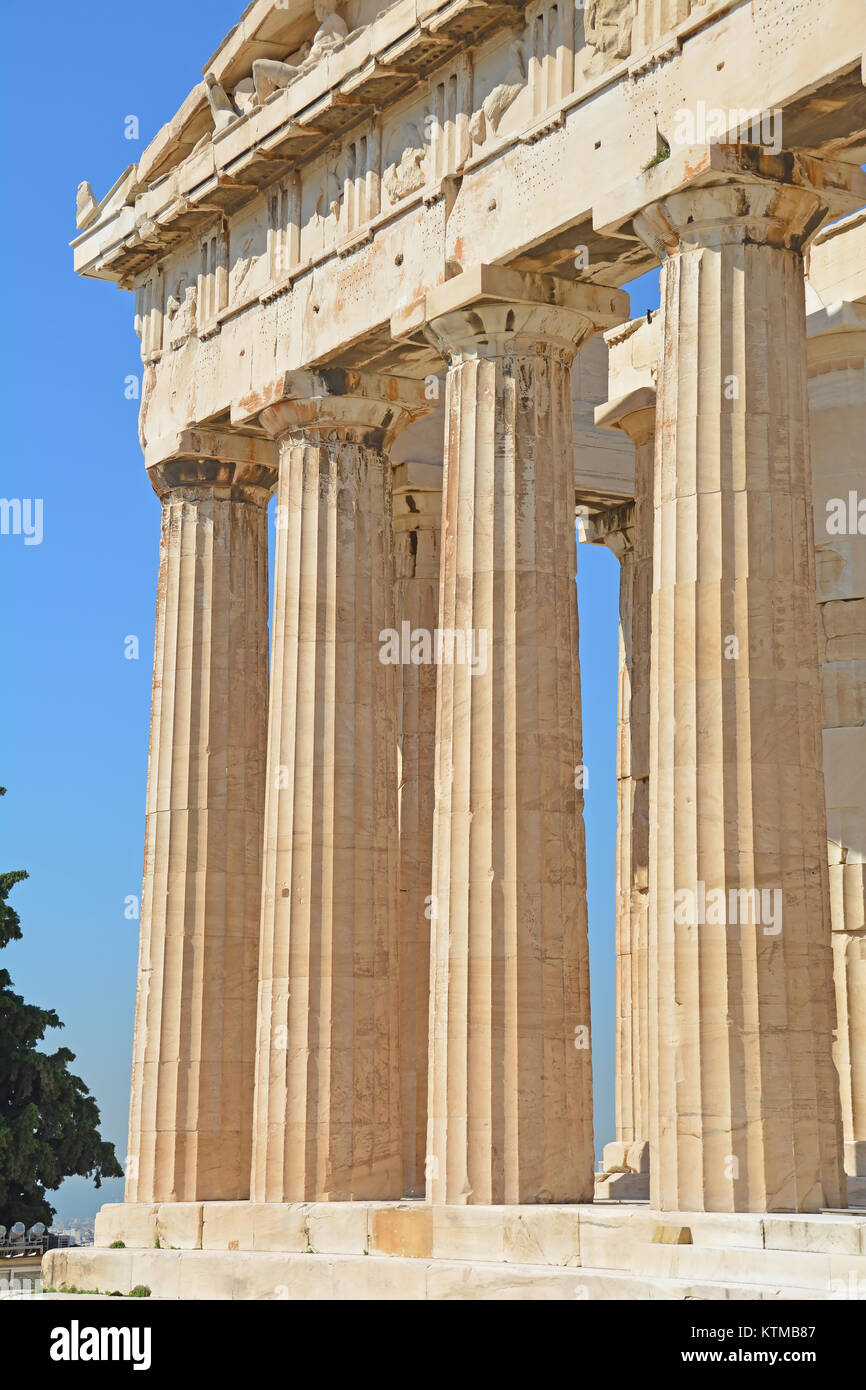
<box><xmin>94</xmin><ymin>1200</ymin><xmax>866</xmax><ymax>1271</ymax></box>
<box><xmin>42</xmin><ymin>1246</ymin><xmax>848</xmax><ymax>1302</ymax></box>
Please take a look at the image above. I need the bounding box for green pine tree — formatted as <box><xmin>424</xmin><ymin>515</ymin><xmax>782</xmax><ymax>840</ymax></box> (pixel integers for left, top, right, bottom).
<box><xmin>0</xmin><ymin>788</ymin><xmax>123</xmax><ymax>1230</ymax></box>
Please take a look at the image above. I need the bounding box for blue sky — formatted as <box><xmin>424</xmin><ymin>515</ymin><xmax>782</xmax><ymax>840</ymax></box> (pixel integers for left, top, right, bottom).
<box><xmin>0</xmin><ymin>0</ymin><xmax>660</xmax><ymax>1220</ymax></box>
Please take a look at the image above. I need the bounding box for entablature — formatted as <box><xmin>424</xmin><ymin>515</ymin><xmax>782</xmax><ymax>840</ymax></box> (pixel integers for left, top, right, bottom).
<box><xmin>74</xmin><ymin>0</ymin><xmax>866</xmax><ymax>483</ymax></box>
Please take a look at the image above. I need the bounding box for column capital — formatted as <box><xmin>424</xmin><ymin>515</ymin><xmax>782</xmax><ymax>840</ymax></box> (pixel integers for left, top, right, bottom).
<box><xmin>580</xmin><ymin>500</ymin><xmax>635</xmax><ymax>559</ymax></box>
<box><xmin>392</xmin><ymin>264</ymin><xmax>628</xmax><ymax>363</ymax></box>
<box><xmin>595</xmin><ymin>385</ymin><xmax>657</xmax><ymax>447</ymax></box>
<box><xmin>595</xmin><ymin>144</ymin><xmax>866</xmax><ymax>259</ymax></box>
<box><xmin>806</xmin><ymin>299</ymin><xmax>866</xmax><ymax>375</ymax></box>
<box><xmin>252</xmin><ymin>368</ymin><xmax>431</xmax><ymax>446</ymax></box>
<box><xmin>146</xmin><ymin>427</ymin><xmax>278</xmax><ymax>502</ymax></box>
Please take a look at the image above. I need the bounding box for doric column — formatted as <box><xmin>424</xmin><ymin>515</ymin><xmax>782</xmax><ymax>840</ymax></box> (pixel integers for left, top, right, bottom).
<box><xmin>252</xmin><ymin>369</ymin><xmax>429</xmax><ymax>1203</ymax></box>
<box><xmin>127</xmin><ymin>434</ymin><xmax>277</xmax><ymax>1204</ymax></box>
<box><xmin>422</xmin><ymin>267</ymin><xmax>628</xmax><ymax>1204</ymax></box>
<box><xmin>590</xmin><ymin>375</ymin><xmax>657</xmax><ymax>1198</ymax></box>
<box><xmin>393</xmin><ymin>460</ymin><xmax>443</xmax><ymax>1198</ymax></box>
<box><xmin>807</xmin><ymin>298</ymin><xmax>866</xmax><ymax>1199</ymax></box>
<box><xmin>629</xmin><ymin>152</ymin><xmax>859</xmax><ymax>1212</ymax></box>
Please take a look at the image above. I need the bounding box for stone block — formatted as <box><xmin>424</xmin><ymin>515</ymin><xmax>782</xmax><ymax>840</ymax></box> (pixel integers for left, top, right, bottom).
<box><xmin>252</xmin><ymin>1203</ymin><xmax>310</xmax><ymax>1252</ymax></box>
<box><xmin>601</xmin><ymin>1140</ymin><xmax>630</xmax><ymax>1172</ymax></box>
<box><xmin>641</xmin><ymin>1242</ymin><xmax>834</xmax><ymax>1291</ymax></box>
<box><xmin>306</xmin><ymin>1203</ymin><xmax>370</xmax><ymax>1255</ymax></box>
<box><xmin>177</xmin><ymin>1250</ymin><xmax>239</xmax><ymax>1300</ymax></box>
<box><xmin>577</xmin><ymin>1206</ymin><xmax>657</xmax><ymax>1269</ymax></box>
<box><xmin>432</xmin><ymin>1206</ymin><xmax>506</xmax><ymax>1262</ymax></box>
<box><xmin>43</xmin><ymin>1248</ymin><xmax>133</xmax><ymax>1295</ymax></box>
<box><xmin>330</xmin><ymin>1252</ymin><xmax>427</xmax><ymax>1300</ymax></box>
<box><xmin>502</xmin><ymin>1207</ymin><xmax>581</xmax><ymax>1266</ymax></box>
<box><xmin>201</xmin><ymin>1201</ymin><xmax>256</xmax><ymax>1251</ymax></box>
<box><xmin>763</xmin><ymin>1214</ymin><xmax>865</xmax><ymax>1256</ymax></box>
<box><xmin>827</xmin><ymin>1253</ymin><xmax>866</xmax><ymax>1298</ymax></box>
<box><xmin>125</xmin><ymin>1248</ymin><xmax>183</xmax><ymax>1299</ymax></box>
<box><xmin>424</xmin><ymin>1260</ymin><xmax>587</xmax><ymax>1301</ymax></box>
<box><xmin>273</xmin><ymin>1252</ymin><xmax>342</xmax><ymax>1300</ymax></box>
<box><xmin>369</xmin><ymin>1204</ymin><xmax>432</xmax><ymax>1259</ymax></box>
<box><xmin>93</xmin><ymin>1203</ymin><xmax>158</xmax><ymax>1249</ymax></box>
<box><xmin>240</xmin><ymin>1251</ymin><xmax>334</xmax><ymax>1300</ymax></box>
<box><xmin>595</xmin><ymin>1172</ymin><xmax>650</xmax><ymax>1200</ymax></box>
<box><xmin>685</xmin><ymin>1213</ymin><xmax>765</xmax><ymax>1250</ymax></box>
<box><xmin>156</xmin><ymin>1202</ymin><xmax>203</xmax><ymax>1250</ymax></box>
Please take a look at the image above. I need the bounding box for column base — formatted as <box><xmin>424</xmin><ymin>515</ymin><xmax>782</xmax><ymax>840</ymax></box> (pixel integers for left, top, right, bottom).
<box><xmin>41</xmin><ymin>1202</ymin><xmax>866</xmax><ymax>1300</ymax></box>
<box><xmin>594</xmin><ymin>1140</ymin><xmax>650</xmax><ymax>1200</ymax></box>
<box><xmin>594</xmin><ymin>1172</ymin><xmax>651</xmax><ymax>1201</ymax></box>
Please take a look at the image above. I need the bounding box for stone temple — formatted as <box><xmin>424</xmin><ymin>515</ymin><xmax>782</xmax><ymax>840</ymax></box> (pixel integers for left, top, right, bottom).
<box><xmin>47</xmin><ymin>0</ymin><xmax>866</xmax><ymax>1299</ymax></box>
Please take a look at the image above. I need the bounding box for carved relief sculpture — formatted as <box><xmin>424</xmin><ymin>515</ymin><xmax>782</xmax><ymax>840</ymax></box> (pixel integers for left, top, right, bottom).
<box><xmin>76</xmin><ymin>180</ymin><xmax>98</xmax><ymax>231</ymax></box>
<box><xmin>165</xmin><ymin>277</ymin><xmax>198</xmax><ymax>349</ymax></box>
<box><xmin>383</xmin><ymin>123</ymin><xmax>429</xmax><ymax>203</ymax></box>
<box><xmin>204</xmin><ymin>73</ymin><xmax>241</xmax><ymax>133</ymax></box>
<box><xmin>583</xmin><ymin>0</ymin><xmax>636</xmax><ymax>66</ymax></box>
<box><xmin>230</xmin><ymin>233</ymin><xmax>257</xmax><ymax>301</ymax></box>
<box><xmin>252</xmin><ymin>0</ymin><xmax>349</xmax><ymax>104</ymax></box>
<box><xmin>469</xmin><ymin>39</ymin><xmax>525</xmax><ymax>145</ymax></box>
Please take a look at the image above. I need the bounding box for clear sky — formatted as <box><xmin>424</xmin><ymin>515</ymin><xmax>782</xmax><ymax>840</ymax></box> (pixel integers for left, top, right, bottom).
<box><xmin>0</xmin><ymin>0</ymin><xmax>660</xmax><ymax>1221</ymax></box>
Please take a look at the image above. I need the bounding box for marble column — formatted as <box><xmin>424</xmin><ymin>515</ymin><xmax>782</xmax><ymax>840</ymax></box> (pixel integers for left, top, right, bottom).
<box><xmin>423</xmin><ymin>268</ymin><xmax>628</xmax><ymax>1204</ymax></box>
<box><xmin>591</xmin><ymin>381</ymin><xmax>656</xmax><ymax>1197</ymax></box>
<box><xmin>251</xmin><ymin>369</ymin><xmax>428</xmax><ymax>1202</ymax></box>
<box><xmin>127</xmin><ymin>440</ymin><xmax>276</xmax><ymax>1204</ymax></box>
<box><xmin>807</xmin><ymin>301</ymin><xmax>866</xmax><ymax>1200</ymax></box>
<box><xmin>636</xmin><ymin>170</ymin><xmax>847</xmax><ymax>1212</ymax></box>
<box><xmin>393</xmin><ymin>460</ymin><xmax>443</xmax><ymax>1198</ymax></box>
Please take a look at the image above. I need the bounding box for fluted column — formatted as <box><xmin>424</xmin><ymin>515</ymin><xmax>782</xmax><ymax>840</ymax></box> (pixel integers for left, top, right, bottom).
<box><xmin>423</xmin><ymin>269</ymin><xmax>628</xmax><ymax>1204</ymax></box>
<box><xmin>636</xmin><ymin>165</ymin><xmax>847</xmax><ymax>1211</ymax></box>
<box><xmin>590</xmin><ymin>383</ymin><xmax>656</xmax><ymax>1195</ymax></box>
<box><xmin>807</xmin><ymin>301</ymin><xmax>866</xmax><ymax>1196</ymax></box>
<box><xmin>127</xmin><ymin>441</ymin><xmax>276</xmax><ymax>1204</ymax></box>
<box><xmin>393</xmin><ymin>461</ymin><xmax>443</xmax><ymax>1197</ymax></box>
<box><xmin>252</xmin><ymin>370</ymin><xmax>428</xmax><ymax>1202</ymax></box>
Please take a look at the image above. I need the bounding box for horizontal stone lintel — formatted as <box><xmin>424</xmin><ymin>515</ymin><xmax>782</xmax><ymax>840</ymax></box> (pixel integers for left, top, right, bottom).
<box><xmin>594</xmin><ymin>143</ymin><xmax>866</xmax><ymax>241</ymax></box>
